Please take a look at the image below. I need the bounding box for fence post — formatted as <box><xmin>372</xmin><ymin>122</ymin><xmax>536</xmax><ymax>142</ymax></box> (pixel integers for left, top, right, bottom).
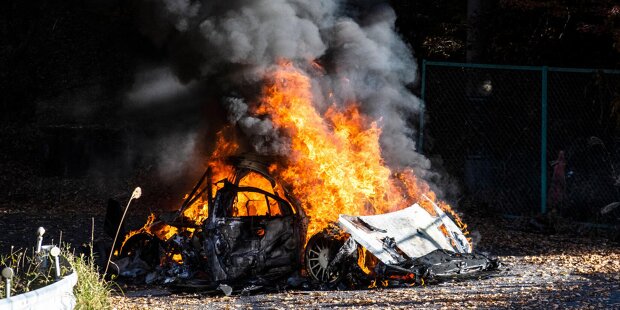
<box><xmin>418</xmin><ymin>59</ymin><xmax>426</xmax><ymax>154</ymax></box>
<box><xmin>541</xmin><ymin>66</ymin><xmax>548</xmax><ymax>214</ymax></box>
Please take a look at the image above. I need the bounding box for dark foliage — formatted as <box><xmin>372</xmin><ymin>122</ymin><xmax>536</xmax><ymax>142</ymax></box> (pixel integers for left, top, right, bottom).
<box><xmin>390</xmin><ymin>0</ymin><xmax>620</xmax><ymax>67</ymax></box>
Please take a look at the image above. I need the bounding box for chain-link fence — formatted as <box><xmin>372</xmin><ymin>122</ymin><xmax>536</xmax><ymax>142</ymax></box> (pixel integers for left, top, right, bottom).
<box><xmin>421</xmin><ymin>61</ymin><xmax>620</xmax><ymax>225</ymax></box>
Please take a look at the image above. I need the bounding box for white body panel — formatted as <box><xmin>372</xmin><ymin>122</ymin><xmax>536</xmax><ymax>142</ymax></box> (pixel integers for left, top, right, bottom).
<box><xmin>337</xmin><ymin>203</ymin><xmax>471</xmax><ymax>265</ymax></box>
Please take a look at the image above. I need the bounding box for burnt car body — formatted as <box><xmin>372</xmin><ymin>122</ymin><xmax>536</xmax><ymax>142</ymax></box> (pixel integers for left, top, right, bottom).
<box><xmin>107</xmin><ymin>156</ymin><xmax>307</xmax><ymax>288</ymax></box>
<box><xmin>202</xmin><ymin>172</ymin><xmax>307</xmax><ymax>283</ymax></box>
<box><xmin>107</xmin><ymin>156</ymin><xmax>497</xmax><ymax>290</ymax></box>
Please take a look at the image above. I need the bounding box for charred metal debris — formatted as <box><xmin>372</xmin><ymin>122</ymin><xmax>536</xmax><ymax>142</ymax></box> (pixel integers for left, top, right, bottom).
<box><xmin>101</xmin><ymin>156</ymin><xmax>499</xmax><ymax>294</ymax></box>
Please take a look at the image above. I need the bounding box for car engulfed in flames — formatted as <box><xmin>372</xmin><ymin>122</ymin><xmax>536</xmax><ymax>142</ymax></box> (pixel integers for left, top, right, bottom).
<box><xmin>106</xmin><ymin>156</ymin><xmax>498</xmax><ymax>291</ymax></box>
<box><xmin>105</xmin><ymin>56</ymin><xmax>501</xmax><ymax>291</ymax></box>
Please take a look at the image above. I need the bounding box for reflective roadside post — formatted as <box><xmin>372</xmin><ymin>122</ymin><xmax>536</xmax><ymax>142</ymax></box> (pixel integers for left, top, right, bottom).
<box><xmin>2</xmin><ymin>267</ymin><xmax>14</xmax><ymax>298</ymax></box>
<box><xmin>50</xmin><ymin>246</ymin><xmax>61</xmax><ymax>280</ymax></box>
<box><xmin>36</xmin><ymin>227</ymin><xmax>46</xmax><ymax>254</ymax></box>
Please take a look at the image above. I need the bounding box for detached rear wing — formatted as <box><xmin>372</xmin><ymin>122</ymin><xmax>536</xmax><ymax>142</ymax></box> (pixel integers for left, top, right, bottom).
<box><xmin>337</xmin><ymin>203</ymin><xmax>472</xmax><ymax>265</ymax></box>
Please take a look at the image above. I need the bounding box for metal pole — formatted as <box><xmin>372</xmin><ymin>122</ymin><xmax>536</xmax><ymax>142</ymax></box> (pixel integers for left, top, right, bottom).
<box><xmin>418</xmin><ymin>59</ymin><xmax>427</xmax><ymax>154</ymax></box>
<box><xmin>541</xmin><ymin>66</ymin><xmax>548</xmax><ymax>214</ymax></box>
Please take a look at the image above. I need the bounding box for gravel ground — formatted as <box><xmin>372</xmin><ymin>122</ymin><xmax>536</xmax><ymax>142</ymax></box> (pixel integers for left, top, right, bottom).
<box><xmin>110</xmin><ymin>223</ymin><xmax>620</xmax><ymax>309</ymax></box>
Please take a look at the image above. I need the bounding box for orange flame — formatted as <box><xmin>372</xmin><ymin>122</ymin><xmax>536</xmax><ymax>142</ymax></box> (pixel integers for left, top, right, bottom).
<box><xmin>180</xmin><ymin>128</ymin><xmax>237</xmax><ymax>224</ymax></box>
<box><xmin>254</xmin><ymin>62</ymin><xmax>461</xmax><ymax>237</ymax></box>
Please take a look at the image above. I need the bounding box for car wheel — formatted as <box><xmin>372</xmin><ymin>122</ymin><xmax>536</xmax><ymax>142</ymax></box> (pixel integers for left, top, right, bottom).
<box><xmin>305</xmin><ymin>232</ymin><xmax>343</xmax><ymax>283</ymax></box>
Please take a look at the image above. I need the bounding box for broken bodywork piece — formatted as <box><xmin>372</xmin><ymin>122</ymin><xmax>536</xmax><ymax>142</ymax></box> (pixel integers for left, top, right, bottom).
<box><xmin>304</xmin><ymin>203</ymin><xmax>498</xmax><ymax>287</ymax></box>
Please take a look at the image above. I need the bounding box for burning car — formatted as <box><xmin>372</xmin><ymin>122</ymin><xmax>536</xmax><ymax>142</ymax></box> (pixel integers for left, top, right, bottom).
<box><xmin>104</xmin><ymin>155</ymin><xmax>497</xmax><ymax>291</ymax></box>
<box><xmin>106</xmin><ymin>156</ymin><xmax>307</xmax><ymax>287</ymax></box>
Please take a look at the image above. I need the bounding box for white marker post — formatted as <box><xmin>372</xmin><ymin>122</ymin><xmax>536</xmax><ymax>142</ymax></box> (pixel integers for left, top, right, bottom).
<box><xmin>50</xmin><ymin>246</ymin><xmax>61</xmax><ymax>280</ymax></box>
<box><xmin>36</xmin><ymin>227</ymin><xmax>46</xmax><ymax>254</ymax></box>
<box><xmin>2</xmin><ymin>267</ymin><xmax>14</xmax><ymax>298</ymax></box>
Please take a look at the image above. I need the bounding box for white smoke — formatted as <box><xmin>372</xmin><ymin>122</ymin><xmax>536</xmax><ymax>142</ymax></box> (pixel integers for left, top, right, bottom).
<box><xmin>129</xmin><ymin>0</ymin><xmax>437</xmax><ymax>184</ymax></box>
<box><xmin>127</xmin><ymin>66</ymin><xmax>195</xmax><ymax>107</ymax></box>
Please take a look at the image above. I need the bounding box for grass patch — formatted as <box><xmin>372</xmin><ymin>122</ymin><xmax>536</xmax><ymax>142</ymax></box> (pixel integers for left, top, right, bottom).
<box><xmin>65</xmin><ymin>248</ymin><xmax>115</xmax><ymax>310</ymax></box>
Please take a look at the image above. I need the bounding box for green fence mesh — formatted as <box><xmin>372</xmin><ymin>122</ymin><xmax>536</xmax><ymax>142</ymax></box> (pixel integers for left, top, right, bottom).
<box><xmin>547</xmin><ymin>69</ymin><xmax>620</xmax><ymax>224</ymax></box>
<box><xmin>422</xmin><ymin>61</ymin><xmax>620</xmax><ymax>225</ymax></box>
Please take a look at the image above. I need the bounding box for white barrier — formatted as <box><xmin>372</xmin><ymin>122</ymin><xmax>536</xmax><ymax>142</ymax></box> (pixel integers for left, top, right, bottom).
<box><xmin>0</xmin><ymin>271</ymin><xmax>77</xmax><ymax>310</ymax></box>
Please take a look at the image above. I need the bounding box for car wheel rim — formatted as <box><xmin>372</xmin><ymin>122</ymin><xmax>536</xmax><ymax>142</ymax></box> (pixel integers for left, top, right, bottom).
<box><xmin>306</xmin><ymin>236</ymin><xmax>339</xmax><ymax>283</ymax></box>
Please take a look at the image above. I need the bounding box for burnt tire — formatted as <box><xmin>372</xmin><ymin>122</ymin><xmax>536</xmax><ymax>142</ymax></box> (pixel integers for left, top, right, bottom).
<box><xmin>304</xmin><ymin>232</ymin><xmax>343</xmax><ymax>283</ymax></box>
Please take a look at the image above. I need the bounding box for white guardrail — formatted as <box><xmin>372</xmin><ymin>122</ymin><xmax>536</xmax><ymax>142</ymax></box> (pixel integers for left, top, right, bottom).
<box><xmin>1</xmin><ymin>228</ymin><xmax>78</xmax><ymax>310</ymax></box>
<box><xmin>0</xmin><ymin>270</ymin><xmax>77</xmax><ymax>310</ymax></box>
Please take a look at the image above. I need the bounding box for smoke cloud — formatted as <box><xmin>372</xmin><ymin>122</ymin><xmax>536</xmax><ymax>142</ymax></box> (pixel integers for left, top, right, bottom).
<box><xmin>127</xmin><ymin>0</ymin><xmax>439</xmax><ymax>188</ymax></box>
